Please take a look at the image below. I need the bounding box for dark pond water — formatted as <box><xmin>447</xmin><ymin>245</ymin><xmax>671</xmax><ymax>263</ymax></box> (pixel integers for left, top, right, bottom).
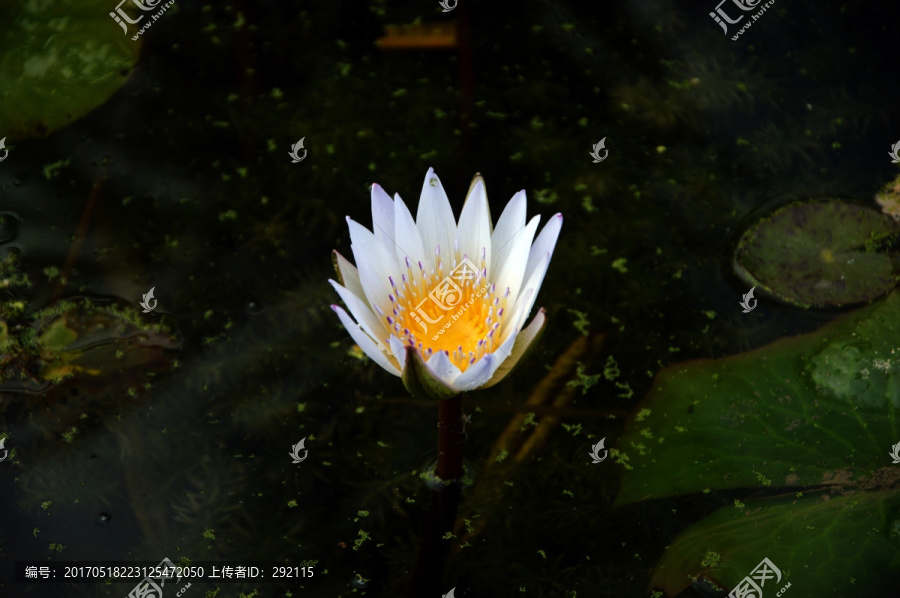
<box><xmin>1</xmin><ymin>1</ymin><xmax>900</xmax><ymax>597</ymax></box>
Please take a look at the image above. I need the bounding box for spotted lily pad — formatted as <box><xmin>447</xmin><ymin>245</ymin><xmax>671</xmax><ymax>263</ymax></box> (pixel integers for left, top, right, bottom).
<box><xmin>733</xmin><ymin>198</ymin><xmax>900</xmax><ymax>307</ymax></box>
<box><xmin>614</xmin><ymin>291</ymin><xmax>900</xmax><ymax>595</ymax></box>
<box><xmin>0</xmin><ymin>0</ymin><xmax>141</xmax><ymax>139</ymax></box>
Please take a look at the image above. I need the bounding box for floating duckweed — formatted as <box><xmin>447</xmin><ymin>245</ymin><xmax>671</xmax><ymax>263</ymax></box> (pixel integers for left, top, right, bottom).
<box><xmin>701</xmin><ymin>551</ymin><xmax>720</xmax><ymax>568</ymax></box>
<box><xmin>49</xmin><ymin>543</ymin><xmax>65</xmax><ymax>553</ymax></box>
<box><xmin>610</xmin><ymin>448</ymin><xmax>632</xmax><ymax>470</ymax></box>
<box><xmin>495</xmin><ymin>449</ymin><xmax>509</xmax><ymax>463</ymax></box>
<box><xmin>635</xmin><ymin>408</ymin><xmax>651</xmax><ymax>422</ymax></box>
<box><xmin>753</xmin><ymin>471</ymin><xmax>772</xmax><ymax>487</ymax></box>
<box><xmin>567</xmin><ymin>308</ymin><xmax>590</xmax><ymax>335</ymax></box>
<box><xmin>202</xmin><ymin>529</ymin><xmax>216</xmax><ymax>540</ymax></box>
<box><xmin>616</xmin><ymin>382</ymin><xmax>634</xmax><ymax>399</ymax></box>
<box><xmin>41</xmin><ymin>501</ymin><xmax>53</xmax><ymax>511</ymax></box>
<box><xmin>521</xmin><ymin>412</ymin><xmax>537</xmax><ymax>429</ymax></box>
<box><xmin>533</xmin><ymin>188</ymin><xmax>558</xmax><ymax>204</ymax></box>
<box><xmin>734</xmin><ymin>499</ymin><xmax>745</xmax><ymax>509</ymax></box>
<box><xmin>567</xmin><ymin>363</ymin><xmax>601</xmax><ymax>394</ymax></box>
<box><xmin>612</xmin><ymin>258</ymin><xmax>628</xmax><ymax>273</ymax></box>
<box><xmin>604</xmin><ymin>355</ymin><xmax>621</xmax><ymax>381</ymax></box>
<box><xmin>561</xmin><ymin>423</ymin><xmax>582</xmax><ymax>436</ymax></box>
<box><xmin>353</xmin><ymin>529</ymin><xmax>371</xmax><ymax>551</ymax></box>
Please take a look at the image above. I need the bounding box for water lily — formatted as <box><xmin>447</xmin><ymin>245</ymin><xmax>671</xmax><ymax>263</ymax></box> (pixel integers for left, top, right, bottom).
<box><xmin>330</xmin><ymin>168</ymin><xmax>562</xmax><ymax>399</ymax></box>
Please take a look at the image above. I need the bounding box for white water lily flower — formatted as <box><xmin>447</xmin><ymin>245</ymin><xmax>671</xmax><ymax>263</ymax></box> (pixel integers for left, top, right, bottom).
<box><xmin>330</xmin><ymin>168</ymin><xmax>562</xmax><ymax>399</ymax></box>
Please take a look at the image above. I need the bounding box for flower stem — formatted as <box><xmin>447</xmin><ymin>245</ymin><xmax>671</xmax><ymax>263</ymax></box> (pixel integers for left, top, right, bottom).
<box><xmin>437</xmin><ymin>394</ymin><xmax>465</xmax><ymax>482</ymax></box>
<box><xmin>409</xmin><ymin>394</ymin><xmax>465</xmax><ymax>596</ymax></box>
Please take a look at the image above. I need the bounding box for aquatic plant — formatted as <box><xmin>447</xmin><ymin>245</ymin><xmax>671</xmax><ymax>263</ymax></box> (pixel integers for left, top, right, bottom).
<box><xmin>615</xmin><ymin>290</ymin><xmax>900</xmax><ymax>596</ymax></box>
<box><xmin>329</xmin><ymin>167</ymin><xmax>562</xmax><ymax>593</ymax></box>
<box><xmin>329</xmin><ymin>167</ymin><xmax>562</xmax><ymax>397</ymax></box>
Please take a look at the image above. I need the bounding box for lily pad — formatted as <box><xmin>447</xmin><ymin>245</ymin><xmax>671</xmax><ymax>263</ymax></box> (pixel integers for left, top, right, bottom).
<box><xmin>652</xmin><ymin>489</ymin><xmax>900</xmax><ymax>597</ymax></box>
<box><xmin>614</xmin><ymin>290</ymin><xmax>900</xmax><ymax>595</ymax></box>
<box><xmin>0</xmin><ymin>0</ymin><xmax>141</xmax><ymax>139</ymax></box>
<box><xmin>733</xmin><ymin>198</ymin><xmax>900</xmax><ymax>307</ymax></box>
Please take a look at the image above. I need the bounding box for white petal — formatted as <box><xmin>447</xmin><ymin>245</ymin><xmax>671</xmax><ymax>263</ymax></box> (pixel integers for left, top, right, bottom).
<box><xmin>392</xmin><ymin>192</ymin><xmax>427</xmax><ymax>272</ymax></box>
<box><xmin>492</xmin><ymin>215</ymin><xmax>539</xmax><ymax>302</ymax></box>
<box><xmin>496</xmin><ymin>287</ymin><xmax>532</xmax><ymax>347</ymax></box>
<box><xmin>332</xmin><ymin>250</ymin><xmax>366</xmax><ymax>302</ymax></box>
<box><xmin>509</xmin><ymin>254</ymin><xmax>550</xmax><ymax>332</ymax></box>
<box><xmin>483</xmin><ymin>309</ymin><xmax>546</xmax><ymax>388</ymax></box>
<box><xmin>331</xmin><ymin>305</ymin><xmax>400</xmax><ymax>376</ymax></box>
<box><xmin>523</xmin><ymin>213</ymin><xmax>562</xmax><ymax>285</ymax></box>
<box><xmin>329</xmin><ymin>280</ymin><xmax>389</xmax><ymax>349</ymax></box>
<box><xmin>456</xmin><ymin>176</ymin><xmax>492</xmax><ymax>274</ymax></box>
<box><xmin>490</xmin><ymin>190</ymin><xmax>526</xmax><ymax>276</ymax></box>
<box><xmin>388</xmin><ymin>334</ymin><xmax>408</xmax><ymax>371</ymax></box>
<box><xmin>371</xmin><ymin>184</ymin><xmax>396</xmax><ymax>260</ymax></box>
<box><xmin>425</xmin><ymin>349</ymin><xmax>462</xmax><ymax>386</ymax></box>
<box><xmin>453</xmin><ymin>352</ymin><xmax>499</xmax><ymax>390</ymax></box>
<box><xmin>415</xmin><ymin>168</ymin><xmax>457</xmax><ymax>258</ymax></box>
<box><xmin>347</xmin><ymin>217</ymin><xmax>397</xmax><ymax>309</ymax></box>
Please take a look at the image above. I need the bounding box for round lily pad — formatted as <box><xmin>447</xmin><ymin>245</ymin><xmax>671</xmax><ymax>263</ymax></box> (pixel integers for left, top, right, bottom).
<box><xmin>0</xmin><ymin>0</ymin><xmax>141</xmax><ymax>139</ymax></box>
<box><xmin>733</xmin><ymin>198</ymin><xmax>900</xmax><ymax>307</ymax></box>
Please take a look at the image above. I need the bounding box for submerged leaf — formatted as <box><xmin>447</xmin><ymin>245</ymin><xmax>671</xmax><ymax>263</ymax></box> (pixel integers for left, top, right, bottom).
<box><xmin>0</xmin><ymin>0</ymin><xmax>141</xmax><ymax>139</ymax></box>
<box><xmin>733</xmin><ymin>198</ymin><xmax>900</xmax><ymax>307</ymax></box>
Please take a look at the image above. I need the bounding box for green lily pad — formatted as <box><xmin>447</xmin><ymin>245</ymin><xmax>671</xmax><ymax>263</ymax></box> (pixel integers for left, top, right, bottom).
<box><xmin>651</xmin><ymin>489</ymin><xmax>900</xmax><ymax>596</ymax></box>
<box><xmin>615</xmin><ymin>291</ymin><xmax>900</xmax><ymax>505</ymax></box>
<box><xmin>614</xmin><ymin>290</ymin><xmax>900</xmax><ymax>595</ymax></box>
<box><xmin>0</xmin><ymin>0</ymin><xmax>141</xmax><ymax>139</ymax></box>
<box><xmin>733</xmin><ymin>198</ymin><xmax>900</xmax><ymax>307</ymax></box>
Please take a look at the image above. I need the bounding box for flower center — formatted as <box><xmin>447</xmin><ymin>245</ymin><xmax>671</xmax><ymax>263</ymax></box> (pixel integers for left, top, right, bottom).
<box><xmin>384</xmin><ymin>252</ymin><xmax>507</xmax><ymax>372</ymax></box>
